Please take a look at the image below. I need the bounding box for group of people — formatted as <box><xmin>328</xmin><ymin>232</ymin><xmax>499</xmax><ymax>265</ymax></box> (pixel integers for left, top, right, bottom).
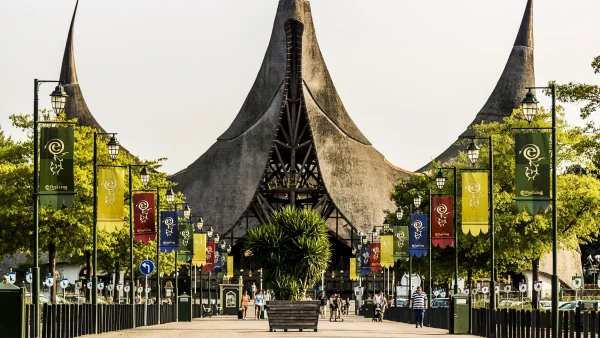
<box><xmin>371</xmin><ymin>286</ymin><xmax>427</xmax><ymax>327</ymax></box>
<box><xmin>240</xmin><ymin>289</ymin><xmax>273</xmax><ymax>320</ymax></box>
<box><xmin>318</xmin><ymin>291</ymin><xmax>350</xmax><ymax>322</ymax></box>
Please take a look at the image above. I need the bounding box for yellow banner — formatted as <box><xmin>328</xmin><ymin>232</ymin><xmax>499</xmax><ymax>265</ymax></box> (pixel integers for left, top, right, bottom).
<box><xmin>461</xmin><ymin>172</ymin><xmax>489</xmax><ymax>236</ymax></box>
<box><xmin>349</xmin><ymin>258</ymin><xmax>357</xmax><ymax>281</ymax></box>
<box><xmin>380</xmin><ymin>235</ymin><xmax>394</xmax><ymax>268</ymax></box>
<box><xmin>226</xmin><ymin>256</ymin><xmax>234</xmax><ymax>278</ymax></box>
<box><xmin>97</xmin><ymin>168</ymin><xmax>125</xmax><ymax>232</ymax></box>
<box><xmin>192</xmin><ymin>233</ymin><xmax>206</xmax><ymax>267</ymax></box>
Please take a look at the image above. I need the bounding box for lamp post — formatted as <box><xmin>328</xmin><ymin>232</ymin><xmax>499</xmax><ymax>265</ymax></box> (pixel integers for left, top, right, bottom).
<box><xmin>520</xmin><ymin>85</ymin><xmax>558</xmax><ymax>337</ymax></box>
<box><xmin>393</xmin><ymin>207</ymin><xmax>403</xmax><ymax>309</ymax></box>
<box><xmin>435</xmin><ymin>167</ymin><xmax>459</xmax><ymax>294</ymax></box>
<box><xmin>92</xmin><ymin>133</ymin><xmax>120</xmax><ymax>333</ymax></box>
<box><xmin>169</xmin><ymin>197</ymin><xmax>192</xmax><ymax>321</ymax></box>
<box><xmin>464</xmin><ymin>136</ymin><xmax>495</xmax><ymax>337</ymax></box>
<box><xmin>408</xmin><ymin>192</ymin><xmax>422</xmax><ymax>300</ymax></box>
<box><xmin>127</xmin><ymin>164</ymin><xmax>152</xmax><ymax>326</ymax></box>
<box><xmin>32</xmin><ymin>80</ymin><xmax>68</xmax><ymax>338</ymax></box>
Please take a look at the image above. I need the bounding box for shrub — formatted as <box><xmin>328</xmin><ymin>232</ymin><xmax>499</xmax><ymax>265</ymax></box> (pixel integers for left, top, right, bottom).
<box><xmin>243</xmin><ymin>206</ymin><xmax>331</xmax><ymax>300</ymax></box>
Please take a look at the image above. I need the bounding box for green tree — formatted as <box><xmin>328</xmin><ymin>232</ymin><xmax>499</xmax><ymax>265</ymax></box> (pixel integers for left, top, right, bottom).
<box><xmin>553</xmin><ymin>56</ymin><xmax>600</xmax><ymax>120</ymax></box>
<box><xmin>394</xmin><ymin>106</ymin><xmax>600</xmax><ymax>303</ymax></box>
<box><xmin>0</xmin><ymin>111</ymin><xmax>180</xmax><ymax>302</ymax></box>
<box><xmin>243</xmin><ymin>206</ymin><xmax>331</xmax><ymax>300</ymax></box>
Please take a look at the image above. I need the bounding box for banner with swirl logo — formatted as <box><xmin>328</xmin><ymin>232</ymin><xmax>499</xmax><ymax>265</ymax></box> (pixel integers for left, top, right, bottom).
<box><xmin>39</xmin><ymin>127</ymin><xmax>74</xmax><ymax>209</ymax></box>
<box><xmin>515</xmin><ymin>133</ymin><xmax>550</xmax><ymax>214</ymax></box>
<box><xmin>370</xmin><ymin>243</ymin><xmax>382</xmax><ymax>272</ymax></box>
<box><xmin>133</xmin><ymin>193</ymin><xmax>156</xmax><ymax>243</ymax></box>
<box><xmin>360</xmin><ymin>246</ymin><xmax>371</xmax><ymax>275</ymax></box>
<box><xmin>461</xmin><ymin>172</ymin><xmax>489</xmax><ymax>236</ymax></box>
<box><xmin>192</xmin><ymin>233</ymin><xmax>207</xmax><ymax>267</ymax></box>
<box><xmin>160</xmin><ymin>211</ymin><xmax>178</xmax><ymax>253</ymax></box>
<box><xmin>432</xmin><ymin>196</ymin><xmax>454</xmax><ymax>248</ymax></box>
<box><xmin>203</xmin><ymin>241</ymin><xmax>216</xmax><ymax>272</ymax></box>
<box><xmin>393</xmin><ymin>226</ymin><xmax>409</xmax><ymax>260</ymax></box>
<box><xmin>379</xmin><ymin>235</ymin><xmax>394</xmax><ymax>268</ymax></box>
<box><xmin>226</xmin><ymin>255</ymin><xmax>234</xmax><ymax>278</ymax></box>
<box><xmin>213</xmin><ymin>247</ymin><xmax>222</xmax><ymax>273</ymax></box>
<box><xmin>349</xmin><ymin>258</ymin><xmax>358</xmax><ymax>281</ymax></box>
<box><xmin>409</xmin><ymin>214</ymin><xmax>428</xmax><ymax>257</ymax></box>
<box><xmin>98</xmin><ymin>168</ymin><xmax>125</xmax><ymax>232</ymax></box>
<box><xmin>178</xmin><ymin>222</ymin><xmax>194</xmax><ymax>261</ymax></box>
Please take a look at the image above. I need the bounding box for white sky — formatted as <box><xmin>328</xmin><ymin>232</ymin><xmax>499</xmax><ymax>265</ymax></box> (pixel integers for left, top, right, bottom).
<box><xmin>1</xmin><ymin>0</ymin><xmax>599</xmax><ymax>174</ymax></box>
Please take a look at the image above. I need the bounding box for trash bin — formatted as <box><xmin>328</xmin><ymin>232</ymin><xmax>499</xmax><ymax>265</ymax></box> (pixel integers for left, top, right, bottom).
<box><xmin>178</xmin><ymin>293</ymin><xmax>192</xmax><ymax>322</ymax></box>
<box><xmin>0</xmin><ymin>279</ymin><xmax>26</xmax><ymax>338</ymax></box>
<box><xmin>449</xmin><ymin>293</ymin><xmax>470</xmax><ymax>334</ymax></box>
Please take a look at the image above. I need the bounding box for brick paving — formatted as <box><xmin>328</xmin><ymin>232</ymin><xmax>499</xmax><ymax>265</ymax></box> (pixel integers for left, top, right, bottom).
<box><xmin>97</xmin><ymin>313</ymin><xmax>479</xmax><ymax>337</ymax></box>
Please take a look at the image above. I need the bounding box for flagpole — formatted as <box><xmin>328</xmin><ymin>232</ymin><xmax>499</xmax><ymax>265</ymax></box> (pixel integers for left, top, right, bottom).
<box><xmin>428</xmin><ymin>189</ymin><xmax>432</xmax><ymax>310</ymax></box>
<box><xmin>128</xmin><ymin>164</ymin><xmax>135</xmax><ymax>327</ymax></box>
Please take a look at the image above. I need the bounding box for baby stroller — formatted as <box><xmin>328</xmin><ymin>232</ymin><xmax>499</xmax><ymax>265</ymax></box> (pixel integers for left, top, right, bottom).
<box><xmin>372</xmin><ymin>303</ymin><xmax>383</xmax><ymax>322</ymax></box>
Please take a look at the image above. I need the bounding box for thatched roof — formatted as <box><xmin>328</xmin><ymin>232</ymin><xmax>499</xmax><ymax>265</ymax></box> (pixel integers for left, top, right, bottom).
<box><xmin>418</xmin><ymin>0</ymin><xmax>535</xmax><ymax>171</ymax></box>
<box><xmin>59</xmin><ymin>0</ymin><xmax>106</xmax><ymax>132</ymax></box>
<box><xmin>171</xmin><ymin>0</ymin><xmax>410</xmax><ymax>236</ymax></box>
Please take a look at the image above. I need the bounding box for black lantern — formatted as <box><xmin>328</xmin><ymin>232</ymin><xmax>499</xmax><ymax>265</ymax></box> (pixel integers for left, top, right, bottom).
<box><xmin>521</xmin><ymin>89</ymin><xmax>539</xmax><ymax>123</ymax></box>
<box><xmin>139</xmin><ymin>167</ymin><xmax>150</xmax><ymax>187</ymax></box>
<box><xmin>49</xmin><ymin>84</ymin><xmax>68</xmax><ymax>115</ymax></box>
<box><xmin>435</xmin><ymin>169</ymin><xmax>446</xmax><ymax>190</ymax></box>
<box><xmin>166</xmin><ymin>188</ymin><xmax>175</xmax><ymax>204</ymax></box>
<box><xmin>466</xmin><ymin>141</ymin><xmax>481</xmax><ymax>165</ymax></box>
<box><xmin>106</xmin><ymin>135</ymin><xmax>120</xmax><ymax>161</ymax></box>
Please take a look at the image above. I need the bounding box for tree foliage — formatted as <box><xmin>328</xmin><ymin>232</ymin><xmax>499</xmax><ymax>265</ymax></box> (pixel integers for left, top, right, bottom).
<box><xmin>0</xmin><ymin>111</ymin><xmax>180</xmax><ymax>292</ymax></box>
<box><xmin>393</xmin><ymin>106</ymin><xmax>600</xmax><ymax>285</ymax></box>
<box><xmin>243</xmin><ymin>206</ymin><xmax>331</xmax><ymax>300</ymax></box>
<box><xmin>553</xmin><ymin>56</ymin><xmax>600</xmax><ymax>120</ymax></box>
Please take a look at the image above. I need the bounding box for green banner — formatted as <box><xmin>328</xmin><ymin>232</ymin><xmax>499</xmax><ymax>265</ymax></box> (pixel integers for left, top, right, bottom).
<box><xmin>39</xmin><ymin>127</ymin><xmax>74</xmax><ymax>209</ymax></box>
<box><xmin>515</xmin><ymin>133</ymin><xmax>550</xmax><ymax>214</ymax></box>
<box><xmin>393</xmin><ymin>226</ymin><xmax>409</xmax><ymax>261</ymax></box>
<box><xmin>178</xmin><ymin>222</ymin><xmax>194</xmax><ymax>261</ymax></box>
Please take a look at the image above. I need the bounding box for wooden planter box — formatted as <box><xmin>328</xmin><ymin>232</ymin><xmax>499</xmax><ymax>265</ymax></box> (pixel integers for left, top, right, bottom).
<box><xmin>266</xmin><ymin>300</ymin><xmax>320</xmax><ymax>332</ymax></box>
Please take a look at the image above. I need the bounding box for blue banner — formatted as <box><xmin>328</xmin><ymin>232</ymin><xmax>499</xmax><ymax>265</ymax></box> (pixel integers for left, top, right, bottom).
<box><xmin>409</xmin><ymin>214</ymin><xmax>428</xmax><ymax>257</ymax></box>
<box><xmin>160</xmin><ymin>211</ymin><xmax>178</xmax><ymax>253</ymax></box>
<box><xmin>213</xmin><ymin>247</ymin><xmax>223</xmax><ymax>273</ymax></box>
<box><xmin>360</xmin><ymin>246</ymin><xmax>371</xmax><ymax>275</ymax></box>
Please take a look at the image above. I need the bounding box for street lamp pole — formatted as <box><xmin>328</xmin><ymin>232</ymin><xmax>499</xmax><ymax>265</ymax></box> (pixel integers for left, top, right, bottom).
<box><xmin>92</xmin><ymin>133</ymin><xmax>120</xmax><ymax>334</ymax></box>
<box><xmin>436</xmin><ymin>167</ymin><xmax>458</xmax><ymax>294</ymax></box>
<box><xmin>521</xmin><ymin>85</ymin><xmax>558</xmax><ymax>337</ymax></box>
<box><xmin>465</xmin><ymin>136</ymin><xmax>495</xmax><ymax>338</ymax></box>
<box><xmin>32</xmin><ymin>79</ymin><xmax>68</xmax><ymax>338</ymax></box>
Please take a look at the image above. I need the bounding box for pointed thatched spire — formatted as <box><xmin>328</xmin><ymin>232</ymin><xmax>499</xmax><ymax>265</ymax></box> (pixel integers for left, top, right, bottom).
<box><xmin>171</xmin><ymin>0</ymin><xmax>410</xmax><ymax>237</ymax></box>
<box><xmin>59</xmin><ymin>0</ymin><xmax>105</xmax><ymax>132</ymax></box>
<box><xmin>419</xmin><ymin>0</ymin><xmax>535</xmax><ymax>171</ymax></box>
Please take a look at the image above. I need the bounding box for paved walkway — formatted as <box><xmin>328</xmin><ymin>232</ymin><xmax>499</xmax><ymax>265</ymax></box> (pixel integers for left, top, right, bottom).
<box><xmin>97</xmin><ymin>314</ymin><xmax>479</xmax><ymax>337</ymax></box>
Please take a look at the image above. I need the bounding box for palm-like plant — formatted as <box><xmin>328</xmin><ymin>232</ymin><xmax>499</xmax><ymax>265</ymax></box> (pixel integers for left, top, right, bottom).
<box><xmin>244</xmin><ymin>206</ymin><xmax>331</xmax><ymax>300</ymax></box>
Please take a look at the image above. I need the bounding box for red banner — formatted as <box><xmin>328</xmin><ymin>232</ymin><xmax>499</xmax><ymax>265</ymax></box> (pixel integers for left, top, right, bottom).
<box><xmin>203</xmin><ymin>242</ymin><xmax>215</xmax><ymax>272</ymax></box>
<box><xmin>133</xmin><ymin>193</ymin><xmax>156</xmax><ymax>243</ymax></box>
<box><xmin>370</xmin><ymin>243</ymin><xmax>382</xmax><ymax>273</ymax></box>
<box><xmin>432</xmin><ymin>196</ymin><xmax>454</xmax><ymax>248</ymax></box>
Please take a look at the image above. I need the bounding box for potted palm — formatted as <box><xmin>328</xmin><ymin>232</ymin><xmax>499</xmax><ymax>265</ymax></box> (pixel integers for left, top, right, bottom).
<box><xmin>244</xmin><ymin>206</ymin><xmax>331</xmax><ymax>332</ymax></box>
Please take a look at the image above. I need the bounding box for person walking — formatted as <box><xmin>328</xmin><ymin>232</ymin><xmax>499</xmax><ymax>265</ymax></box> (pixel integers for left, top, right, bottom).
<box><xmin>319</xmin><ymin>291</ymin><xmax>327</xmax><ymax>319</ymax></box>
<box><xmin>255</xmin><ymin>290</ymin><xmax>263</xmax><ymax>320</ymax></box>
<box><xmin>409</xmin><ymin>286</ymin><xmax>428</xmax><ymax>328</ymax></box>
<box><xmin>241</xmin><ymin>291</ymin><xmax>250</xmax><ymax>320</ymax></box>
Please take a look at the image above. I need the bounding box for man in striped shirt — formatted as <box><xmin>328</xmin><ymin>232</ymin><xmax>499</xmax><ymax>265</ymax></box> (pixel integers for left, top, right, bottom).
<box><xmin>409</xmin><ymin>286</ymin><xmax>428</xmax><ymax>328</ymax></box>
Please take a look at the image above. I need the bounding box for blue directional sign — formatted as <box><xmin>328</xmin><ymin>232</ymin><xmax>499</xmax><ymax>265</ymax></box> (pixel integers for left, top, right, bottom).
<box><xmin>139</xmin><ymin>259</ymin><xmax>155</xmax><ymax>276</ymax></box>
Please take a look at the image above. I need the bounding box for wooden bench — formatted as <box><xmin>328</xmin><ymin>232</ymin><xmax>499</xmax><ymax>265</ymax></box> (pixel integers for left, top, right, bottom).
<box><xmin>266</xmin><ymin>300</ymin><xmax>320</xmax><ymax>332</ymax></box>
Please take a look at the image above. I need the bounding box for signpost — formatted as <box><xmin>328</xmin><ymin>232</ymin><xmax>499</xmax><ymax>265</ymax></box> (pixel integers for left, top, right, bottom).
<box><xmin>60</xmin><ymin>278</ymin><xmax>69</xmax><ymax>299</ymax></box>
<box><xmin>140</xmin><ymin>259</ymin><xmax>155</xmax><ymax>326</ymax></box>
<box><xmin>124</xmin><ymin>285</ymin><xmax>130</xmax><ymax>303</ymax></box>
<box><xmin>572</xmin><ymin>276</ymin><xmax>583</xmax><ymax>301</ymax></box>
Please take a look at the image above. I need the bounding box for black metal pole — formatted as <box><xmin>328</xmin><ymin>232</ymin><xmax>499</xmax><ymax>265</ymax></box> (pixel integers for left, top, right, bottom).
<box><xmin>175</xmin><ymin>251</ymin><xmax>178</xmax><ymax>322</ymax></box>
<box><xmin>128</xmin><ymin>165</ymin><xmax>136</xmax><ymax>327</ymax></box>
<box><xmin>92</xmin><ymin>132</ymin><xmax>99</xmax><ymax>334</ymax></box>
<box><xmin>428</xmin><ymin>189</ymin><xmax>432</xmax><ymax>309</ymax></box>
<box><xmin>551</xmin><ymin>84</ymin><xmax>559</xmax><ymax>338</ymax></box>
<box><xmin>32</xmin><ymin>79</ymin><xmax>40</xmax><ymax>338</ymax></box>
<box><xmin>200</xmin><ymin>266</ymin><xmax>203</xmax><ymax>318</ymax></box>
<box><xmin>156</xmin><ymin>188</ymin><xmax>161</xmax><ymax>323</ymax></box>
<box><xmin>453</xmin><ymin>167</ymin><xmax>458</xmax><ymax>295</ymax></box>
<box><xmin>489</xmin><ymin>135</ymin><xmax>496</xmax><ymax>338</ymax></box>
